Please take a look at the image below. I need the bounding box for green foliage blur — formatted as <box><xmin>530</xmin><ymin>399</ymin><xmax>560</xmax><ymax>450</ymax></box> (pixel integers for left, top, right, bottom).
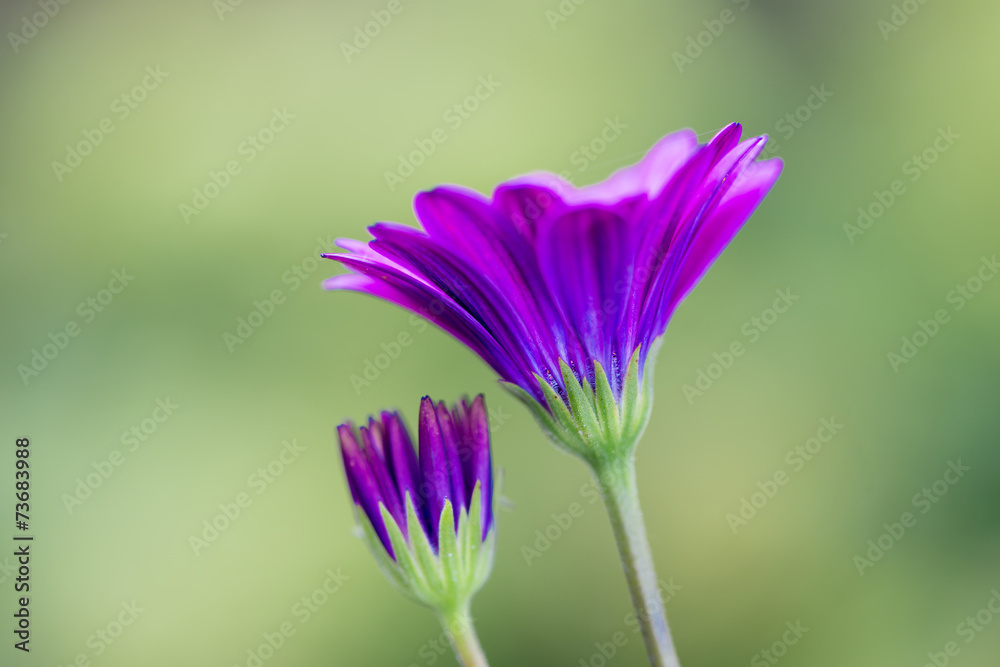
<box><xmin>1</xmin><ymin>0</ymin><xmax>998</xmax><ymax>665</ymax></box>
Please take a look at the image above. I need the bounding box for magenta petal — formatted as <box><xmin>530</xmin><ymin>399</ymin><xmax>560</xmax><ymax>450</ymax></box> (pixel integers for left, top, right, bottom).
<box><xmin>537</xmin><ymin>206</ymin><xmax>635</xmax><ymax>387</ymax></box>
<box><xmin>369</xmin><ymin>224</ymin><xmax>550</xmax><ymax>388</ymax></box>
<box><xmin>324</xmin><ymin>255</ymin><xmax>524</xmax><ymax>386</ymax></box>
<box><xmin>490</xmin><ymin>183</ymin><xmax>564</xmax><ymax>244</ymax></box>
<box><xmin>567</xmin><ymin>129</ymin><xmax>700</xmax><ymax>205</ymax></box>
<box><xmin>634</xmin><ymin>128</ymin><xmax>770</xmax><ymax>354</ymax></box>
<box><xmin>670</xmin><ymin>158</ymin><xmax>784</xmax><ymax>309</ymax></box>
<box><xmin>620</xmin><ymin>131</ymin><xmax>739</xmax><ymax>356</ymax></box>
<box><xmin>415</xmin><ymin>188</ymin><xmax>566</xmax><ymax>372</ymax></box>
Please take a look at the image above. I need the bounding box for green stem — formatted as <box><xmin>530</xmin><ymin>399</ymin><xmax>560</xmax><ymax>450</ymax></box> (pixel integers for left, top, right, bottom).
<box><xmin>593</xmin><ymin>454</ymin><xmax>681</xmax><ymax>667</ymax></box>
<box><xmin>438</xmin><ymin>604</ymin><xmax>489</xmax><ymax>667</ymax></box>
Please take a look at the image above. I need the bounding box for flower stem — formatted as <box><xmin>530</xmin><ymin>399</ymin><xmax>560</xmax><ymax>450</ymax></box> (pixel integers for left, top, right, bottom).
<box><xmin>592</xmin><ymin>453</ymin><xmax>681</xmax><ymax>667</ymax></box>
<box><xmin>438</xmin><ymin>604</ymin><xmax>489</xmax><ymax>667</ymax></box>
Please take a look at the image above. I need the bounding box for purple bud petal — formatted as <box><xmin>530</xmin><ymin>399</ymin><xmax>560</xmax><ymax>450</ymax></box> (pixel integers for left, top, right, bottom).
<box><xmin>382</xmin><ymin>410</ymin><xmax>424</xmax><ymax>534</ymax></box>
<box><xmin>435</xmin><ymin>400</ymin><xmax>466</xmax><ymax>524</ymax></box>
<box><xmin>359</xmin><ymin>424</ymin><xmax>405</xmax><ymax>535</ymax></box>
<box><xmin>337</xmin><ymin>423</ymin><xmax>393</xmax><ymax>557</ymax></box>
<box><xmin>465</xmin><ymin>395</ymin><xmax>493</xmax><ymax>537</ymax></box>
<box><xmin>418</xmin><ymin>396</ymin><xmax>449</xmax><ymax>547</ymax></box>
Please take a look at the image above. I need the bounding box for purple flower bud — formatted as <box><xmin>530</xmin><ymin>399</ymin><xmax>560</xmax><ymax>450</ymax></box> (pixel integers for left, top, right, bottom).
<box><xmin>338</xmin><ymin>395</ymin><xmax>494</xmax><ymax>559</ymax></box>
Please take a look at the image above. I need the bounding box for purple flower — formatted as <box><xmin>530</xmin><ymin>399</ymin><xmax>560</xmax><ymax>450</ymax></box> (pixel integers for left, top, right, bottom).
<box><xmin>337</xmin><ymin>395</ymin><xmax>493</xmax><ymax>559</ymax></box>
<box><xmin>324</xmin><ymin>123</ymin><xmax>782</xmax><ymax>407</ymax></box>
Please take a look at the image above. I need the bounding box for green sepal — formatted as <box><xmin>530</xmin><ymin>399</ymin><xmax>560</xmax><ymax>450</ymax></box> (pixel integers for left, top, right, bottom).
<box><xmin>404</xmin><ymin>494</ymin><xmax>444</xmax><ymax>596</ymax></box>
<box><xmin>466</xmin><ymin>481</ymin><xmax>495</xmax><ymax>588</ymax></box>
<box><xmin>500</xmin><ymin>346</ymin><xmax>655</xmax><ymax>466</ymax></box>
<box><xmin>536</xmin><ymin>374</ymin><xmax>582</xmax><ymax>440</ymax></box>
<box><xmin>357</xmin><ymin>506</ymin><xmax>413</xmax><ymax>598</ymax></box>
<box><xmin>593</xmin><ymin>361</ymin><xmax>622</xmax><ymax>442</ymax></box>
<box><xmin>379</xmin><ymin>501</ymin><xmax>429</xmax><ymax>600</ymax></box>
<box><xmin>475</xmin><ymin>527</ymin><xmax>497</xmax><ymax>586</ymax></box>
<box><xmin>559</xmin><ymin>359</ymin><xmax>601</xmax><ymax>439</ymax></box>
<box><xmin>464</xmin><ymin>482</ymin><xmax>483</xmax><ymax>569</ymax></box>
<box><xmin>436</xmin><ymin>500</ymin><xmax>461</xmax><ymax>599</ymax></box>
<box><xmin>619</xmin><ymin>347</ymin><xmax>652</xmax><ymax>446</ymax></box>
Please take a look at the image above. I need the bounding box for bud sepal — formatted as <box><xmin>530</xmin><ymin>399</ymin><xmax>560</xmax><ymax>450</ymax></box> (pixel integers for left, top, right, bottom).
<box><xmin>358</xmin><ymin>483</ymin><xmax>496</xmax><ymax>611</ymax></box>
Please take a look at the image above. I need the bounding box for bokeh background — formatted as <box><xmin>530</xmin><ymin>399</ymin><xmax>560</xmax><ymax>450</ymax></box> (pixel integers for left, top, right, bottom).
<box><xmin>2</xmin><ymin>0</ymin><xmax>999</xmax><ymax>665</ymax></box>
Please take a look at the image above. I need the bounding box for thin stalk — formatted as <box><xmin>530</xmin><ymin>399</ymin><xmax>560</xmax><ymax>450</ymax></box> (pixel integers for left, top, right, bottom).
<box><xmin>593</xmin><ymin>453</ymin><xmax>681</xmax><ymax>667</ymax></box>
<box><xmin>438</xmin><ymin>603</ymin><xmax>489</xmax><ymax>667</ymax></box>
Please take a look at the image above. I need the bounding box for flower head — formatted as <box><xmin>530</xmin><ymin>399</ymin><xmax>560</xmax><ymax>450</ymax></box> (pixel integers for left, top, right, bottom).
<box><xmin>326</xmin><ymin>124</ymin><xmax>782</xmax><ymax>460</ymax></box>
<box><xmin>338</xmin><ymin>395</ymin><xmax>495</xmax><ymax>608</ymax></box>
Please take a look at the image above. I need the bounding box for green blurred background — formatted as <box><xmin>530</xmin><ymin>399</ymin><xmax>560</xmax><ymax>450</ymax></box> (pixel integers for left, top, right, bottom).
<box><xmin>2</xmin><ymin>0</ymin><xmax>999</xmax><ymax>665</ymax></box>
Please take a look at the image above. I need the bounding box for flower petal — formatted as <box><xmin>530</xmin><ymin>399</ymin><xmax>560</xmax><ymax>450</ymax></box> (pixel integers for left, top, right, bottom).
<box><xmin>454</xmin><ymin>395</ymin><xmax>493</xmax><ymax>537</ymax></box>
<box><xmin>369</xmin><ymin>223</ymin><xmax>550</xmax><ymax>393</ymax></box>
<box><xmin>638</xmin><ymin>133</ymin><xmax>773</xmax><ymax>347</ymax></box>
<box><xmin>414</xmin><ymin>187</ymin><xmax>568</xmax><ymax>373</ymax></box>
<box><xmin>382</xmin><ymin>411</ymin><xmax>422</xmax><ymax>527</ymax></box>
<box><xmin>434</xmin><ymin>400</ymin><xmax>466</xmax><ymax>523</ymax></box>
<box><xmin>537</xmin><ymin>205</ymin><xmax>636</xmax><ymax>389</ymax></box>
<box><xmin>360</xmin><ymin>423</ymin><xmax>405</xmax><ymax>533</ymax></box>
<box><xmin>567</xmin><ymin>128</ymin><xmax>700</xmax><ymax>204</ymax></box>
<box><xmin>338</xmin><ymin>424</ymin><xmax>393</xmax><ymax>556</ymax></box>
<box><xmin>418</xmin><ymin>396</ymin><xmax>450</xmax><ymax>547</ymax></box>
<box><xmin>324</xmin><ymin>255</ymin><xmax>525</xmax><ymax>387</ymax></box>
<box><xmin>669</xmin><ymin>156</ymin><xmax>784</xmax><ymax>309</ymax></box>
